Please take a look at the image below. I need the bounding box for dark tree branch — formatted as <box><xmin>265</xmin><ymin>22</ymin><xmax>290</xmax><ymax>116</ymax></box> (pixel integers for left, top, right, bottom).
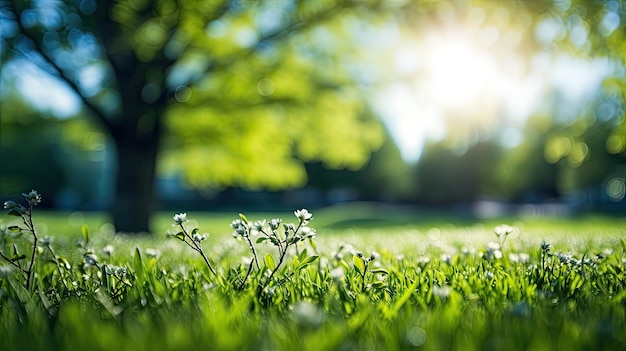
<box><xmin>7</xmin><ymin>1</ymin><xmax>116</xmax><ymax>134</ymax></box>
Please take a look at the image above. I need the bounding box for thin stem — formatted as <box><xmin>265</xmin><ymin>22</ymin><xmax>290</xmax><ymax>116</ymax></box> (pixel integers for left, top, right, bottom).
<box><xmin>47</xmin><ymin>245</ymin><xmax>70</xmax><ymax>290</ymax></box>
<box><xmin>178</xmin><ymin>223</ymin><xmax>218</xmax><ymax>277</ymax></box>
<box><xmin>258</xmin><ymin>243</ymin><xmax>288</xmax><ymax>295</ymax></box>
<box><xmin>361</xmin><ymin>261</ymin><xmax>368</xmax><ymax>292</ymax></box>
<box><xmin>257</xmin><ymin>219</ymin><xmax>305</xmax><ymax>295</ymax></box>
<box><xmin>24</xmin><ymin>206</ymin><xmax>38</xmax><ymax>291</ymax></box>
<box><xmin>0</xmin><ymin>250</ymin><xmax>22</xmax><ymax>270</ymax></box>
<box><xmin>196</xmin><ymin>247</ymin><xmax>218</xmax><ymax>277</ymax></box>
<box><xmin>244</xmin><ymin>234</ymin><xmax>260</xmax><ymax>270</ymax></box>
<box><xmin>238</xmin><ymin>257</ymin><xmax>255</xmax><ymax>290</ymax></box>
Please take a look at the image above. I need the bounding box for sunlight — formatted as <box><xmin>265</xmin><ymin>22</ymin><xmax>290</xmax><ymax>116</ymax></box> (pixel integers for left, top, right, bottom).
<box><xmin>376</xmin><ymin>28</ymin><xmax>534</xmax><ymax>161</ymax></box>
<box><xmin>377</xmin><ymin>15</ymin><xmax>613</xmax><ymax>163</ymax></box>
<box><xmin>424</xmin><ymin>34</ymin><xmax>499</xmax><ymax>108</ymax></box>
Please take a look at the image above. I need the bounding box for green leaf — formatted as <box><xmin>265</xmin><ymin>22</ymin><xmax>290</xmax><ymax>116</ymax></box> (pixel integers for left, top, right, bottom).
<box><xmin>191</xmin><ymin>228</ymin><xmax>199</xmax><ymax>235</ymax></box>
<box><xmin>133</xmin><ymin>248</ymin><xmax>144</xmax><ymax>281</ymax></box>
<box><xmin>308</xmin><ymin>238</ymin><xmax>317</xmax><ymax>250</ymax></box>
<box><xmin>298</xmin><ymin>248</ymin><xmax>308</xmax><ymax>261</ymax></box>
<box><xmin>175</xmin><ymin>232</ymin><xmax>185</xmax><ymax>241</ymax></box>
<box><xmin>101</xmin><ymin>264</ymin><xmax>109</xmax><ymax>290</ymax></box>
<box><xmin>7</xmin><ymin>209</ymin><xmax>21</xmax><ymax>217</ymax></box>
<box><xmin>239</xmin><ymin>213</ymin><xmax>249</xmax><ymax>224</ymax></box>
<box><xmin>264</xmin><ymin>253</ymin><xmax>276</xmax><ymax>271</ymax></box>
<box><xmin>370</xmin><ymin>268</ymin><xmax>389</xmax><ymax>275</ymax></box>
<box><xmin>7</xmin><ymin>226</ymin><xmax>21</xmax><ymax>233</ymax></box>
<box><xmin>383</xmin><ymin>278</ymin><xmax>420</xmax><ymax>320</ymax></box>
<box><xmin>296</xmin><ymin>255</ymin><xmax>319</xmax><ymax>270</ymax></box>
<box><xmin>256</xmin><ymin>237</ymin><xmax>268</xmax><ymax>244</ymax></box>
<box><xmin>81</xmin><ymin>224</ymin><xmax>89</xmax><ymax>245</ymax></box>
<box><xmin>371</xmin><ymin>281</ymin><xmax>386</xmax><ymax>289</ymax></box>
<box><xmin>353</xmin><ymin>255</ymin><xmax>365</xmax><ymax>275</ymax></box>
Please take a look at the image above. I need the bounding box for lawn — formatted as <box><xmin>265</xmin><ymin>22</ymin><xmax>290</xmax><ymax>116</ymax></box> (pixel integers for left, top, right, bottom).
<box><xmin>1</xmin><ymin>203</ymin><xmax>625</xmax><ymax>350</ymax></box>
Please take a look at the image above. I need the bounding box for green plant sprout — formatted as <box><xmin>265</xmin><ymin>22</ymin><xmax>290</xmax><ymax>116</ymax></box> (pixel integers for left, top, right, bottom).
<box><xmin>231</xmin><ymin>209</ymin><xmax>318</xmax><ymax>295</ymax></box>
<box><xmin>1</xmin><ymin>190</ymin><xmax>42</xmax><ymax>290</ymax></box>
<box><xmin>353</xmin><ymin>250</ymin><xmax>379</xmax><ymax>292</ymax></box>
<box><xmin>168</xmin><ymin>212</ymin><xmax>218</xmax><ymax>277</ymax></box>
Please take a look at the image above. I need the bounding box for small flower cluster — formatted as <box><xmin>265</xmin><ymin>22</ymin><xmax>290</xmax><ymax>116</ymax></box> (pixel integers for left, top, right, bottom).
<box><xmin>294</xmin><ymin>209</ymin><xmax>313</xmax><ymax>225</ymax></box>
<box><xmin>355</xmin><ymin>250</ymin><xmax>379</xmax><ymax>263</ymax></box>
<box><xmin>230</xmin><ymin>209</ymin><xmax>318</xmax><ymax>294</ymax></box>
<box><xmin>552</xmin><ymin>251</ymin><xmax>594</xmax><ymax>267</ymax></box>
<box><xmin>494</xmin><ymin>224</ymin><xmax>515</xmax><ymax>237</ymax></box>
<box><xmin>494</xmin><ymin>224</ymin><xmax>517</xmax><ymax>248</ymax></box>
<box><xmin>173</xmin><ymin>213</ymin><xmax>187</xmax><ymax>225</ymax></box>
<box><xmin>169</xmin><ymin>212</ymin><xmax>217</xmax><ymax>277</ymax></box>
<box><xmin>105</xmin><ymin>264</ymin><xmax>127</xmax><ymax>277</ymax></box>
<box><xmin>353</xmin><ymin>248</ymin><xmax>379</xmax><ymax>291</ymax></box>
<box><xmin>246</xmin><ymin>209</ymin><xmax>317</xmax><ymax>248</ymax></box>
<box><xmin>3</xmin><ymin>190</ymin><xmax>41</xmax><ymax>216</ymax></box>
<box><xmin>192</xmin><ymin>232</ymin><xmax>209</xmax><ymax>243</ymax></box>
<box><xmin>230</xmin><ymin>218</ymin><xmax>250</xmax><ymax>238</ymax></box>
<box><xmin>483</xmin><ymin>241</ymin><xmax>503</xmax><ymax>261</ymax></box>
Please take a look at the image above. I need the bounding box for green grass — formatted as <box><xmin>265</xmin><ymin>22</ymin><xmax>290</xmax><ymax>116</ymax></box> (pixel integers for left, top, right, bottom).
<box><xmin>1</xmin><ymin>205</ymin><xmax>626</xmax><ymax>350</ymax></box>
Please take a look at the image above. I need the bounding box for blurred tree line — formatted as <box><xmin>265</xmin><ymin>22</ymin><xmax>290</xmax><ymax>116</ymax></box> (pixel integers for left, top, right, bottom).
<box><xmin>2</xmin><ymin>0</ymin><xmax>626</xmax><ymax>233</ymax></box>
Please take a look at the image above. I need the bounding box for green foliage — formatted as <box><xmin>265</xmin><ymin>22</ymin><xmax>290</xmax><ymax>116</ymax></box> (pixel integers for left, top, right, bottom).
<box><xmin>2</xmin><ymin>192</ymin><xmax>626</xmax><ymax>350</ymax></box>
<box><xmin>1</xmin><ymin>0</ymin><xmax>392</xmax><ymax>232</ymax></box>
<box><xmin>415</xmin><ymin>140</ymin><xmax>502</xmax><ymax>204</ymax></box>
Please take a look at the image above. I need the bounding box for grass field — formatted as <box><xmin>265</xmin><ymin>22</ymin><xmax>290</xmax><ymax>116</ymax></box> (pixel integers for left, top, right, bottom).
<box><xmin>1</xmin><ymin>203</ymin><xmax>625</xmax><ymax>350</ymax></box>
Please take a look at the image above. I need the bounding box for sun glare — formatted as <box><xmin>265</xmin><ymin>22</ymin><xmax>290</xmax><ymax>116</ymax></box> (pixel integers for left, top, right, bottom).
<box><xmin>377</xmin><ymin>28</ymin><xmax>540</xmax><ymax>161</ymax></box>
<box><xmin>425</xmin><ymin>36</ymin><xmax>500</xmax><ymax>108</ymax></box>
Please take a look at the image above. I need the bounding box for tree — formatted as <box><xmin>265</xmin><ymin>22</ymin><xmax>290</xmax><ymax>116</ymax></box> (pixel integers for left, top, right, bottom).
<box><xmin>304</xmin><ymin>127</ymin><xmax>415</xmax><ymax>202</ymax></box>
<box><xmin>414</xmin><ymin>139</ymin><xmax>502</xmax><ymax>205</ymax></box>
<box><xmin>0</xmin><ymin>0</ymin><xmax>394</xmax><ymax>233</ymax></box>
<box><xmin>539</xmin><ymin>1</ymin><xmax>626</xmax><ymax>179</ymax></box>
<box><xmin>0</xmin><ymin>88</ymin><xmax>65</xmax><ymax>203</ymax></box>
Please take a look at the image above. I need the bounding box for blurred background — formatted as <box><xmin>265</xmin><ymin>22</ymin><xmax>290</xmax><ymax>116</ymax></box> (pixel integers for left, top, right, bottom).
<box><xmin>1</xmin><ymin>0</ymin><xmax>625</xmax><ymax>233</ymax></box>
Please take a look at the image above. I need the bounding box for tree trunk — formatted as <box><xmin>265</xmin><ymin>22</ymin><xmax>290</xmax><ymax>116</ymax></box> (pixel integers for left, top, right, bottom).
<box><xmin>111</xmin><ymin>129</ymin><xmax>160</xmax><ymax>234</ymax></box>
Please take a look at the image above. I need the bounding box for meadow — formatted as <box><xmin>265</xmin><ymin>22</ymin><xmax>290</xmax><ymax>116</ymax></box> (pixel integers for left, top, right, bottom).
<box><xmin>1</xmin><ymin>199</ymin><xmax>625</xmax><ymax>351</ymax></box>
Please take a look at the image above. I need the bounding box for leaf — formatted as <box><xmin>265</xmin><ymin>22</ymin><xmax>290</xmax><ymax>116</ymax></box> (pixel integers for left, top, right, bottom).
<box><xmin>175</xmin><ymin>232</ymin><xmax>185</xmax><ymax>241</ymax></box>
<box><xmin>101</xmin><ymin>264</ymin><xmax>109</xmax><ymax>290</ymax></box>
<box><xmin>296</xmin><ymin>255</ymin><xmax>319</xmax><ymax>270</ymax></box>
<box><xmin>264</xmin><ymin>253</ymin><xmax>276</xmax><ymax>271</ymax></box>
<box><xmin>371</xmin><ymin>281</ymin><xmax>386</xmax><ymax>289</ymax></box>
<box><xmin>7</xmin><ymin>209</ymin><xmax>21</xmax><ymax>217</ymax></box>
<box><xmin>353</xmin><ymin>255</ymin><xmax>365</xmax><ymax>275</ymax></box>
<box><xmin>308</xmin><ymin>238</ymin><xmax>317</xmax><ymax>250</ymax></box>
<box><xmin>383</xmin><ymin>278</ymin><xmax>420</xmax><ymax>320</ymax></box>
<box><xmin>191</xmin><ymin>228</ymin><xmax>199</xmax><ymax>235</ymax></box>
<box><xmin>370</xmin><ymin>268</ymin><xmax>389</xmax><ymax>275</ymax></box>
<box><xmin>59</xmin><ymin>256</ymin><xmax>71</xmax><ymax>269</ymax></box>
<box><xmin>239</xmin><ymin>213</ymin><xmax>249</xmax><ymax>224</ymax></box>
<box><xmin>81</xmin><ymin>224</ymin><xmax>89</xmax><ymax>245</ymax></box>
<box><xmin>133</xmin><ymin>248</ymin><xmax>144</xmax><ymax>281</ymax></box>
<box><xmin>298</xmin><ymin>248</ymin><xmax>308</xmax><ymax>261</ymax></box>
<box><xmin>256</xmin><ymin>237</ymin><xmax>268</xmax><ymax>244</ymax></box>
<box><xmin>7</xmin><ymin>226</ymin><xmax>21</xmax><ymax>233</ymax></box>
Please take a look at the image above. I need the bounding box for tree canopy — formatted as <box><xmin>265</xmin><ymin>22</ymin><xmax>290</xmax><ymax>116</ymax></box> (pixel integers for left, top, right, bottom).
<box><xmin>0</xmin><ymin>0</ymin><xmax>398</xmax><ymax>233</ymax></box>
